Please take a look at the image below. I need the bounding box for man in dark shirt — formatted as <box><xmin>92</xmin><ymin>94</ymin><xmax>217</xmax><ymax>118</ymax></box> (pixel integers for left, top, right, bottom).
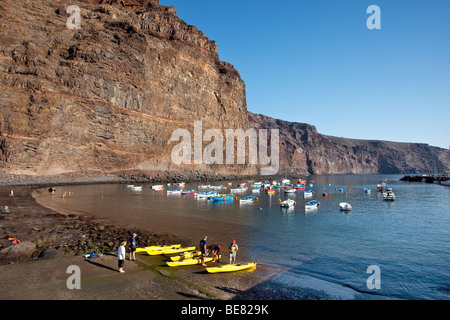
<box><xmin>200</xmin><ymin>235</ymin><xmax>208</xmax><ymax>266</ymax></box>
<box><xmin>129</xmin><ymin>233</ymin><xmax>137</xmax><ymax>261</ymax></box>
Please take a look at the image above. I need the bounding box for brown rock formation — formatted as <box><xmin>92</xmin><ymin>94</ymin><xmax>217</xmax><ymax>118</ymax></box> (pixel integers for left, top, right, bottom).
<box><xmin>0</xmin><ymin>0</ymin><xmax>248</xmax><ymax>178</ymax></box>
<box><xmin>0</xmin><ymin>0</ymin><xmax>448</xmax><ymax>181</ymax></box>
<box><xmin>249</xmin><ymin>112</ymin><xmax>450</xmax><ymax>175</ymax></box>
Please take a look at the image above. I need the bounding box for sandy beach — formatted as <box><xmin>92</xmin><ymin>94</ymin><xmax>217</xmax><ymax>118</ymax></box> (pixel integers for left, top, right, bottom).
<box><xmin>0</xmin><ymin>181</ymin><xmax>287</xmax><ymax>301</ymax></box>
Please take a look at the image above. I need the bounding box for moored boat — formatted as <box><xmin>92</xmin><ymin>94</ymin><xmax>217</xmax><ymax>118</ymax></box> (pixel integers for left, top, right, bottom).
<box><xmin>383</xmin><ymin>188</ymin><xmax>396</xmax><ymax>201</ymax></box>
<box><xmin>239</xmin><ymin>195</ymin><xmax>254</xmax><ymax>203</ymax></box>
<box><xmin>339</xmin><ymin>202</ymin><xmax>352</xmax><ymax>211</ymax></box>
<box><xmin>305</xmin><ymin>200</ymin><xmax>320</xmax><ymax>210</ymax></box>
<box><xmin>181</xmin><ymin>189</ymin><xmax>195</xmax><ymax>195</ymax></box>
<box><xmin>279</xmin><ymin>199</ymin><xmax>296</xmax><ymax>207</ymax></box>
<box><xmin>304</xmin><ymin>190</ymin><xmax>313</xmax><ymax>197</ymax></box>
<box><xmin>210</xmin><ymin>193</ymin><xmax>235</xmax><ymax>202</ymax></box>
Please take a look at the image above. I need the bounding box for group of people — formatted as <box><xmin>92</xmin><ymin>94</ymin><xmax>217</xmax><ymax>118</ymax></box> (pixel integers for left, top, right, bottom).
<box><xmin>117</xmin><ymin>233</ymin><xmax>240</xmax><ymax>273</ymax></box>
<box><xmin>199</xmin><ymin>236</ymin><xmax>239</xmax><ymax>267</ymax></box>
<box><xmin>117</xmin><ymin>233</ymin><xmax>138</xmax><ymax>273</ymax></box>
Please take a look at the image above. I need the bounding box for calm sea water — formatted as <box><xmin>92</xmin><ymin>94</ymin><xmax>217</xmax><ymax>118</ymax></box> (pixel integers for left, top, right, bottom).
<box><xmin>42</xmin><ymin>174</ymin><xmax>450</xmax><ymax>299</ymax></box>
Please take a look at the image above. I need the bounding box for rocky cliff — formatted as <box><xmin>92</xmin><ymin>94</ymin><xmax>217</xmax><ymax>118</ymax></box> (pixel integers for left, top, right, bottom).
<box><xmin>249</xmin><ymin>112</ymin><xmax>450</xmax><ymax>175</ymax></box>
<box><xmin>1</xmin><ymin>0</ymin><xmax>448</xmax><ymax>182</ymax></box>
<box><xmin>0</xmin><ymin>0</ymin><xmax>249</xmax><ymax>180</ymax></box>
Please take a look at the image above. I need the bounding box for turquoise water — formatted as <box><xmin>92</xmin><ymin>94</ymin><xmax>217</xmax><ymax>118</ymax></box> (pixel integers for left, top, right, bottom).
<box><xmin>46</xmin><ymin>174</ymin><xmax>450</xmax><ymax>299</ymax></box>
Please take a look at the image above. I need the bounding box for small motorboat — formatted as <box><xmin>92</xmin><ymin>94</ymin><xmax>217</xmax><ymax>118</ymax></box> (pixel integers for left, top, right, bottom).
<box><xmin>251</xmin><ymin>187</ymin><xmax>261</xmax><ymax>193</ymax></box>
<box><xmin>131</xmin><ymin>186</ymin><xmax>143</xmax><ymax>191</ymax></box>
<box><xmin>126</xmin><ymin>184</ymin><xmax>135</xmax><ymax>188</ymax></box>
<box><xmin>210</xmin><ymin>194</ymin><xmax>235</xmax><ymax>202</ymax></box>
<box><xmin>239</xmin><ymin>196</ymin><xmax>254</xmax><ymax>203</ymax></box>
<box><xmin>231</xmin><ymin>186</ymin><xmax>248</xmax><ymax>193</ymax></box>
<box><xmin>339</xmin><ymin>202</ymin><xmax>352</xmax><ymax>211</ymax></box>
<box><xmin>383</xmin><ymin>188</ymin><xmax>396</xmax><ymax>201</ymax></box>
<box><xmin>284</xmin><ymin>188</ymin><xmax>297</xmax><ymax>194</ymax></box>
<box><xmin>304</xmin><ymin>190</ymin><xmax>313</xmax><ymax>197</ymax></box>
<box><xmin>305</xmin><ymin>200</ymin><xmax>320</xmax><ymax>210</ymax></box>
<box><xmin>181</xmin><ymin>189</ymin><xmax>195</xmax><ymax>195</ymax></box>
<box><xmin>152</xmin><ymin>185</ymin><xmax>164</xmax><ymax>190</ymax></box>
<box><xmin>266</xmin><ymin>189</ymin><xmax>275</xmax><ymax>195</ymax></box>
<box><xmin>294</xmin><ymin>184</ymin><xmax>306</xmax><ymax>190</ymax></box>
<box><xmin>279</xmin><ymin>199</ymin><xmax>296</xmax><ymax>207</ymax></box>
<box><xmin>195</xmin><ymin>191</ymin><xmax>219</xmax><ymax>199</ymax></box>
<box><xmin>167</xmin><ymin>189</ymin><xmax>183</xmax><ymax>195</ymax></box>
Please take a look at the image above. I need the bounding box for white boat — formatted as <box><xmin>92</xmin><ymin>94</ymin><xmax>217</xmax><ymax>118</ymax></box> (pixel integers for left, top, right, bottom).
<box><xmin>339</xmin><ymin>202</ymin><xmax>352</xmax><ymax>211</ymax></box>
<box><xmin>126</xmin><ymin>184</ymin><xmax>135</xmax><ymax>188</ymax></box>
<box><xmin>231</xmin><ymin>186</ymin><xmax>247</xmax><ymax>192</ymax></box>
<box><xmin>441</xmin><ymin>180</ymin><xmax>450</xmax><ymax>186</ymax></box>
<box><xmin>284</xmin><ymin>188</ymin><xmax>297</xmax><ymax>194</ymax></box>
<box><xmin>195</xmin><ymin>191</ymin><xmax>219</xmax><ymax>199</ymax></box>
<box><xmin>239</xmin><ymin>196</ymin><xmax>254</xmax><ymax>203</ymax></box>
<box><xmin>279</xmin><ymin>199</ymin><xmax>296</xmax><ymax>207</ymax></box>
<box><xmin>167</xmin><ymin>189</ymin><xmax>183</xmax><ymax>195</ymax></box>
<box><xmin>383</xmin><ymin>188</ymin><xmax>396</xmax><ymax>201</ymax></box>
<box><xmin>305</xmin><ymin>200</ymin><xmax>320</xmax><ymax>210</ymax></box>
<box><xmin>304</xmin><ymin>190</ymin><xmax>313</xmax><ymax>197</ymax></box>
<box><xmin>152</xmin><ymin>185</ymin><xmax>164</xmax><ymax>190</ymax></box>
<box><xmin>132</xmin><ymin>186</ymin><xmax>143</xmax><ymax>191</ymax></box>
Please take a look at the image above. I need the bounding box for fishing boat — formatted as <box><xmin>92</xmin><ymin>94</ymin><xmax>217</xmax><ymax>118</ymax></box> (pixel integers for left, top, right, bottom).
<box><xmin>305</xmin><ymin>200</ymin><xmax>320</xmax><ymax>210</ymax></box>
<box><xmin>206</xmin><ymin>262</ymin><xmax>257</xmax><ymax>273</ymax></box>
<box><xmin>304</xmin><ymin>190</ymin><xmax>313</xmax><ymax>197</ymax></box>
<box><xmin>279</xmin><ymin>199</ymin><xmax>296</xmax><ymax>207</ymax></box>
<box><xmin>131</xmin><ymin>186</ymin><xmax>143</xmax><ymax>191</ymax></box>
<box><xmin>230</xmin><ymin>186</ymin><xmax>248</xmax><ymax>193</ymax></box>
<box><xmin>251</xmin><ymin>187</ymin><xmax>261</xmax><ymax>193</ymax></box>
<box><xmin>281</xmin><ymin>179</ymin><xmax>291</xmax><ymax>184</ymax></box>
<box><xmin>152</xmin><ymin>185</ymin><xmax>164</xmax><ymax>190</ymax></box>
<box><xmin>181</xmin><ymin>189</ymin><xmax>195</xmax><ymax>195</ymax></box>
<box><xmin>126</xmin><ymin>184</ymin><xmax>135</xmax><ymax>188</ymax></box>
<box><xmin>383</xmin><ymin>188</ymin><xmax>396</xmax><ymax>201</ymax></box>
<box><xmin>239</xmin><ymin>195</ymin><xmax>254</xmax><ymax>203</ymax></box>
<box><xmin>210</xmin><ymin>194</ymin><xmax>235</xmax><ymax>202</ymax></box>
<box><xmin>294</xmin><ymin>184</ymin><xmax>306</xmax><ymax>190</ymax></box>
<box><xmin>266</xmin><ymin>189</ymin><xmax>275</xmax><ymax>195</ymax></box>
<box><xmin>284</xmin><ymin>188</ymin><xmax>297</xmax><ymax>194</ymax></box>
<box><xmin>167</xmin><ymin>189</ymin><xmax>183</xmax><ymax>195</ymax></box>
<box><xmin>195</xmin><ymin>191</ymin><xmax>219</xmax><ymax>199</ymax></box>
<box><xmin>339</xmin><ymin>202</ymin><xmax>352</xmax><ymax>211</ymax></box>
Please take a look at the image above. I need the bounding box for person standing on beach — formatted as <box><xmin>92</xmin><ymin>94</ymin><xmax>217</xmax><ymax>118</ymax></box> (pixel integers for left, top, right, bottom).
<box><xmin>118</xmin><ymin>241</ymin><xmax>126</xmax><ymax>273</ymax></box>
<box><xmin>129</xmin><ymin>233</ymin><xmax>137</xmax><ymax>261</ymax></box>
<box><xmin>200</xmin><ymin>236</ymin><xmax>208</xmax><ymax>266</ymax></box>
<box><xmin>229</xmin><ymin>240</ymin><xmax>238</xmax><ymax>264</ymax></box>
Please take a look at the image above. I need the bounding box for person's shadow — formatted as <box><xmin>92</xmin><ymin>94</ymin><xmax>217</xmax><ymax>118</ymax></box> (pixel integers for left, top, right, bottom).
<box><xmin>84</xmin><ymin>258</ymin><xmax>117</xmax><ymax>272</ymax></box>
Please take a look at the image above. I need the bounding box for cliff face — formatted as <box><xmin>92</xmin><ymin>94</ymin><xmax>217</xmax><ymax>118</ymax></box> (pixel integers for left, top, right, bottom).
<box><xmin>0</xmin><ymin>0</ymin><xmax>248</xmax><ymax>178</ymax></box>
<box><xmin>0</xmin><ymin>0</ymin><xmax>448</xmax><ymax>180</ymax></box>
<box><xmin>249</xmin><ymin>113</ymin><xmax>450</xmax><ymax>175</ymax></box>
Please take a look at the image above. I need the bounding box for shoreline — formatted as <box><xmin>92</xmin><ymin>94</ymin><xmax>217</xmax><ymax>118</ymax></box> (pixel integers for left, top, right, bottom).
<box><xmin>0</xmin><ymin>176</ymin><xmax>287</xmax><ymax>300</ymax></box>
<box><xmin>0</xmin><ymin>173</ymin><xmax>376</xmax><ymax>300</ymax></box>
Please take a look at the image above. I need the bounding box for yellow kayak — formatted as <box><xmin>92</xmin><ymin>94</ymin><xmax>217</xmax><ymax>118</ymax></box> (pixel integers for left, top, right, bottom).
<box><xmin>146</xmin><ymin>246</ymin><xmax>196</xmax><ymax>256</ymax></box>
<box><xmin>166</xmin><ymin>255</ymin><xmax>221</xmax><ymax>267</ymax></box>
<box><xmin>136</xmin><ymin>244</ymin><xmax>181</xmax><ymax>253</ymax></box>
<box><xmin>170</xmin><ymin>250</ymin><xmax>202</xmax><ymax>261</ymax></box>
<box><xmin>206</xmin><ymin>262</ymin><xmax>257</xmax><ymax>273</ymax></box>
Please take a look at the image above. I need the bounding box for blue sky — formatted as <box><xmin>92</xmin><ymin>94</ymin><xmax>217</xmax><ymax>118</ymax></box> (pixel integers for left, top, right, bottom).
<box><xmin>160</xmin><ymin>0</ymin><xmax>450</xmax><ymax>149</ymax></box>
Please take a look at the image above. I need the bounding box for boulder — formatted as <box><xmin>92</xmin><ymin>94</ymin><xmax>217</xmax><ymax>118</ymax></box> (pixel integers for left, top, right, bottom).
<box><xmin>0</xmin><ymin>241</ymin><xmax>37</xmax><ymax>265</ymax></box>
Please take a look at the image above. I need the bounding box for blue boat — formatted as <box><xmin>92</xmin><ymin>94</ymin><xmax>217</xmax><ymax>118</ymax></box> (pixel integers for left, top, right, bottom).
<box><xmin>210</xmin><ymin>194</ymin><xmax>235</xmax><ymax>202</ymax></box>
<box><xmin>239</xmin><ymin>195</ymin><xmax>254</xmax><ymax>203</ymax></box>
<box><xmin>305</xmin><ymin>200</ymin><xmax>320</xmax><ymax>209</ymax></box>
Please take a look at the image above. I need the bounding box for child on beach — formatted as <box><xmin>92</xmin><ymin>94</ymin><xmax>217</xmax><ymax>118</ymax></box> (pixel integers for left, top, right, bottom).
<box><xmin>229</xmin><ymin>240</ymin><xmax>238</xmax><ymax>264</ymax></box>
<box><xmin>118</xmin><ymin>241</ymin><xmax>126</xmax><ymax>273</ymax></box>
